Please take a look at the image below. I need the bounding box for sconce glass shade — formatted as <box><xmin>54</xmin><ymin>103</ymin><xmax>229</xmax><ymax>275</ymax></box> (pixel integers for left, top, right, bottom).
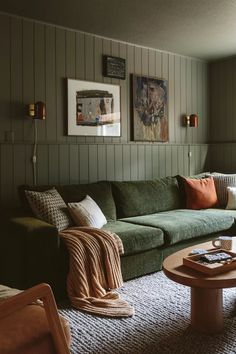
<box><xmin>28</xmin><ymin>101</ymin><xmax>46</xmax><ymax>119</ymax></box>
<box><xmin>189</xmin><ymin>114</ymin><xmax>198</xmax><ymax>127</ymax></box>
<box><xmin>184</xmin><ymin>114</ymin><xmax>198</xmax><ymax>127</ymax></box>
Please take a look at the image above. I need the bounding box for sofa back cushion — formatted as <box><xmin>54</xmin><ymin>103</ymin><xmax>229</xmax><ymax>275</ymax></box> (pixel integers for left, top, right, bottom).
<box><xmin>18</xmin><ymin>181</ymin><xmax>116</xmax><ymax>221</ymax></box>
<box><xmin>111</xmin><ymin>177</ymin><xmax>182</xmax><ymax>218</ymax></box>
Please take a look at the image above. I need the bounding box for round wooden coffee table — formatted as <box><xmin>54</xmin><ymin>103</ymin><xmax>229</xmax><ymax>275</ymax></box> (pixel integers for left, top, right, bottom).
<box><xmin>163</xmin><ymin>239</ymin><xmax>236</xmax><ymax>334</ymax></box>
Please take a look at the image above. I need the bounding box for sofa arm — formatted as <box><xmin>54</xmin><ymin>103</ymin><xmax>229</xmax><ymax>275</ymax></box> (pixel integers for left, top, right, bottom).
<box><xmin>1</xmin><ymin>216</ymin><xmax>68</xmax><ymax>297</ymax></box>
<box><xmin>9</xmin><ymin>216</ymin><xmax>59</xmax><ymax>247</ymax></box>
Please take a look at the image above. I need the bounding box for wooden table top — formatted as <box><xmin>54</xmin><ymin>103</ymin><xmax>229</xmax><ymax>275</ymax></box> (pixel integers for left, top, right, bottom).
<box><xmin>163</xmin><ymin>238</ymin><xmax>236</xmax><ymax>289</ymax></box>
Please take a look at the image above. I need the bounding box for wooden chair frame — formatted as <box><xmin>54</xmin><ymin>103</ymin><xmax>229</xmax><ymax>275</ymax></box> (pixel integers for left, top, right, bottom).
<box><xmin>0</xmin><ymin>283</ymin><xmax>70</xmax><ymax>354</ymax></box>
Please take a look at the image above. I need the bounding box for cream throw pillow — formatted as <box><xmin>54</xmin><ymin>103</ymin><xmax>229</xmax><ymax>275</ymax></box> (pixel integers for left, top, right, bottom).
<box><xmin>226</xmin><ymin>186</ymin><xmax>236</xmax><ymax>210</ymax></box>
<box><xmin>68</xmin><ymin>195</ymin><xmax>107</xmax><ymax>228</ymax></box>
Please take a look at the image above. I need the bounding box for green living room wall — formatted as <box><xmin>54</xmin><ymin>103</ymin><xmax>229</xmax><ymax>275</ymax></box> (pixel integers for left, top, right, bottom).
<box><xmin>0</xmin><ymin>12</ymin><xmax>210</xmax><ymax>207</ymax></box>
<box><xmin>209</xmin><ymin>57</ymin><xmax>236</xmax><ymax>174</ymax></box>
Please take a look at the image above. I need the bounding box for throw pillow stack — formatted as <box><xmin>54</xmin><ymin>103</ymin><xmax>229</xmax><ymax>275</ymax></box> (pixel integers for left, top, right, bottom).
<box><xmin>25</xmin><ymin>188</ymin><xmax>107</xmax><ymax>231</ymax></box>
<box><xmin>177</xmin><ymin>173</ymin><xmax>236</xmax><ymax>210</ymax></box>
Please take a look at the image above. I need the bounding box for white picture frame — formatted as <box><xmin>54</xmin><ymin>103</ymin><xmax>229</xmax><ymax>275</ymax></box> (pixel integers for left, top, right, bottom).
<box><xmin>67</xmin><ymin>78</ymin><xmax>121</xmax><ymax>137</ymax></box>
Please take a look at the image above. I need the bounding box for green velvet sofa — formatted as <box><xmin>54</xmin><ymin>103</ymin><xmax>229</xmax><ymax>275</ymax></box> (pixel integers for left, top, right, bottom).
<box><xmin>1</xmin><ymin>175</ymin><xmax>236</xmax><ymax>300</ymax></box>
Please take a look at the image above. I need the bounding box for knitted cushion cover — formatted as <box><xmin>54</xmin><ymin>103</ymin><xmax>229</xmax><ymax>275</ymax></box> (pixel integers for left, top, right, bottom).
<box><xmin>67</xmin><ymin>195</ymin><xmax>107</xmax><ymax>228</ymax></box>
<box><xmin>25</xmin><ymin>188</ymin><xmax>72</xmax><ymax>231</ymax></box>
<box><xmin>226</xmin><ymin>186</ymin><xmax>236</xmax><ymax>210</ymax></box>
<box><xmin>212</xmin><ymin>174</ymin><xmax>236</xmax><ymax>207</ymax></box>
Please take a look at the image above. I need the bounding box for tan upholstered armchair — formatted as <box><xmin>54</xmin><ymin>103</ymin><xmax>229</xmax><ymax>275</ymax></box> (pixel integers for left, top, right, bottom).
<box><xmin>0</xmin><ymin>283</ymin><xmax>71</xmax><ymax>354</ymax></box>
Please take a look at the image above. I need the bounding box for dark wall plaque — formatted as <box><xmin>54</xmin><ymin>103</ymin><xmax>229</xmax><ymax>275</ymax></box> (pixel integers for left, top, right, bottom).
<box><xmin>103</xmin><ymin>55</ymin><xmax>126</xmax><ymax>80</ymax></box>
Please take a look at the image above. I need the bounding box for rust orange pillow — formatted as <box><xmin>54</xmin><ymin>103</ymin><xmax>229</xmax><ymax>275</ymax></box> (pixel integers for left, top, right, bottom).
<box><xmin>183</xmin><ymin>176</ymin><xmax>219</xmax><ymax>209</ymax></box>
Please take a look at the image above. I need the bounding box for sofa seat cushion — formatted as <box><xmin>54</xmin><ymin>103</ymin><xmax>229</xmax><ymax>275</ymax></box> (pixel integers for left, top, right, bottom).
<box><xmin>120</xmin><ymin>209</ymin><xmax>235</xmax><ymax>245</ymax></box>
<box><xmin>102</xmin><ymin>221</ymin><xmax>164</xmax><ymax>256</ymax></box>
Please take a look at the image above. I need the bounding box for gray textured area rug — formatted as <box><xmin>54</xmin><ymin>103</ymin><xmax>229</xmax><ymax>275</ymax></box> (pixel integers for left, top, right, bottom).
<box><xmin>59</xmin><ymin>272</ymin><xmax>236</xmax><ymax>354</ymax></box>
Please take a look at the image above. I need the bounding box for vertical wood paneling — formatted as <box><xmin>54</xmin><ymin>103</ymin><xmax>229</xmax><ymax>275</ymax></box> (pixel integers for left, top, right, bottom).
<box><xmin>174</xmin><ymin>56</ymin><xmax>181</xmax><ymax>143</ymax></box>
<box><xmin>186</xmin><ymin>58</ymin><xmax>192</xmax><ymax>144</ymax></box>
<box><xmin>56</xmin><ymin>28</ymin><xmax>67</xmax><ymax>143</ymax></box>
<box><xmin>106</xmin><ymin>145</ymin><xmax>115</xmax><ymax>180</ymax></box>
<box><xmin>141</xmin><ymin>48</ymin><xmax>148</xmax><ymax>76</ymax></box>
<box><xmin>203</xmin><ymin>64</ymin><xmax>208</xmax><ymax>143</ymax></box>
<box><xmin>138</xmin><ymin>145</ymin><xmax>145</xmax><ymax>180</ymax></box>
<box><xmin>34</xmin><ymin>23</ymin><xmax>46</xmax><ymax>142</ymax></box>
<box><xmin>183</xmin><ymin>145</ymin><xmax>189</xmax><ymax>176</ymax></box>
<box><xmin>123</xmin><ymin>145</ymin><xmax>131</xmax><ymax>180</ymax></box>
<box><xmin>130</xmin><ymin>145</ymin><xmax>138</xmax><ymax>181</ymax></box>
<box><xmin>134</xmin><ymin>46</ymin><xmax>142</xmax><ymax>75</ymax></box>
<box><xmin>233</xmin><ymin>59</ymin><xmax>236</xmax><ymax>140</ymax></box>
<box><xmin>13</xmin><ymin>145</ymin><xmax>26</xmax><ymax>201</ymax></box>
<box><xmin>0</xmin><ymin>13</ymin><xmax>211</xmax><ymax>206</ymax></box>
<box><xmin>191</xmin><ymin>61</ymin><xmax>197</xmax><ymax>143</ymax></box>
<box><xmin>69</xmin><ymin>144</ymin><xmax>79</xmax><ymax>184</ymax></box>
<box><xmin>226</xmin><ymin>59</ymin><xmax>233</xmax><ymax>141</ymax></box>
<box><xmin>152</xmin><ymin>145</ymin><xmax>159</xmax><ymax>178</ymax></box>
<box><xmin>145</xmin><ymin>145</ymin><xmax>152</xmax><ymax>180</ymax></box>
<box><xmin>148</xmin><ymin>50</ymin><xmax>155</xmax><ymax>77</ymax></box>
<box><xmin>168</xmin><ymin>55</ymin><xmax>175</xmax><ymax>142</ymax></box>
<box><xmin>23</xmin><ymin>20</ymin><xmax>34</xmax><ymax>142</ymax></box>
<box><xmin>114</xmin><ymin>145</ymin><xmax>123</xmax><ymax>181</ymax></box>
<box><xmin>165</xmin><ymin>145</ymin><xmax>172</xmax><ymax>176</ymax></box>
<box><xmin>197</xmin><ymin>62</ymin><xmax>203</xmax><ymax>143</ymax></box>
<box><xmin>79</xmin><ymin>145</ymin><xmax>89</xmax><ymax>183</ymax></box>
<box><xmin>59</xmin><ymin>145</ymin><xmax>69</xmax><ymax>184</ymax></box>
<box><xmin>11</xmin><ymin>17</ymin><xmax>23</xmax><ymax>141</ymax></box>
<box><xmin>37</xmin><ymin>145</ymin><xmax>48</xmax><ymax>184</ymax></box>
<box><xmin>48</xmin><ymin>145</ymin><xmax>59</xmax><ymax>185</ymax></box>
<box><xmin>177</xmin><ymin>145</ymin><xmax>184</xmax><ymax>175</ymax></box>
<box><xmin>155</xmin><ymin>52</ymin><xmax>162</xmax><ymax>78</ymax></box>
<box><xmin>97</xmin><ymin>145</ymin><xmax>106</xmax><ymax>180</ymax></box>
<box><xmin>0</xmin><ymin>15</ymin><xmax>10</xmax><ymax>142</ymax></box>
<box><xmin>45</xmin><ymin>26</ymin><xmax>56</xmax><ymax>141</ymax></box>
<box><xmin>171</xmin><ymin>145</ymin><xmax>178</xmax><ymax>176</ymax></box>
<box><xmin>159</xmin><ymin>145</ymin><xmax>166</xmax><ymax>178</ymax></box>
<box><xmin>1</xmin><ymin>145</ymin><xmax>14</xmax><ymax>205</ymax></box>
<box><xmin>89</xmin><ymin>145</ymin><xmax>98</xmax><ymax>182</ymax></box>
<box><xmin>25</xmin><ymin>145</ymin><xmax>33</xmax><ymax>185</ymax></box>
<box><xmin>180</xmin><ymin>57</ymin><xmax>187</xmax><ymax>143</ymax></box>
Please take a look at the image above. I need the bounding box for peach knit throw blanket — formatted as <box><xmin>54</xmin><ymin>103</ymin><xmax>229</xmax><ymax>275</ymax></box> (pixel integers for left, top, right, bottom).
<box><xmin>59</xmin><ymin>227</ymin><xmax>134</xmax><ymax>317</ymax></box>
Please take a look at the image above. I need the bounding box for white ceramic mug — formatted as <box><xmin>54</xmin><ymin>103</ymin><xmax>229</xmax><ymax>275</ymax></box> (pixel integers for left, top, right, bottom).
<box><xmin>212</xmin><ymin>236</ymin><xmax>232</xmax><ymax>250</ymax></box>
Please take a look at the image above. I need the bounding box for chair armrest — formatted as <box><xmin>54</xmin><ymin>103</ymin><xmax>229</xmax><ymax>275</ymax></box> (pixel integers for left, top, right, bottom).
<box><xmin>0</xmin><ymin>283</ymin><xmax>70</xmax><ymax>354</ymax></box>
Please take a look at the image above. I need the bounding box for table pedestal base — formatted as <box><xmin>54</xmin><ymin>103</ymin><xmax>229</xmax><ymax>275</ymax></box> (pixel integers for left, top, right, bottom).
<box><xmin>191</xmin><ymin>287</ymin><xmax>223</xmax><ymax>334</ymax></box>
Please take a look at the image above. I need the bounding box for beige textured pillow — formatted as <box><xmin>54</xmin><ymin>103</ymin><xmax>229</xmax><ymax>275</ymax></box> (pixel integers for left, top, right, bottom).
<box><xmin>226</xmin><ymin>187</ymin><xmax>236</xmax><ymax>210</ymax></box>
<box><xmin>68</xmin><ymin>195</ymin><xmax>107</xmax><ymax>228</ymax></box>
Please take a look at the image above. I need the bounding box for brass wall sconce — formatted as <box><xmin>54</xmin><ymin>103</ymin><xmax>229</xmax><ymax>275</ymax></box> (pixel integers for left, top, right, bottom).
<box><xmin>28</xmin><ymin>101</ymin><xmax>46</xmax><ymax>120</ymax></box>
<box><xmin>183</xmin><ymin>114</ymin><xmax>198</xmax><ymax>127</ymax></box>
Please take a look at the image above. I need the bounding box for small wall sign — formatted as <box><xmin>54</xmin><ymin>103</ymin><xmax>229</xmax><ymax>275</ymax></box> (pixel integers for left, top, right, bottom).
<box><xmin>103</xmin><ymin>55</ymin><xmax>126</xmax><ymax>80</ymax></box>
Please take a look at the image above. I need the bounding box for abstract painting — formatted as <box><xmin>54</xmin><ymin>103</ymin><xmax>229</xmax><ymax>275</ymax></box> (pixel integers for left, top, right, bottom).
<box><xmin>132</xmin><ymin>74</ymin><xmax>168</xmax><ymax>141</ymax></box>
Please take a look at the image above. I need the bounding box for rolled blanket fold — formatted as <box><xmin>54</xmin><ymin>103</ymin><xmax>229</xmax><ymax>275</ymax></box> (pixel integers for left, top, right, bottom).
<box><xmin>59</xmin><ymin>227</ymin><xmax>134</xmax><ymax>317</ymax></box>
